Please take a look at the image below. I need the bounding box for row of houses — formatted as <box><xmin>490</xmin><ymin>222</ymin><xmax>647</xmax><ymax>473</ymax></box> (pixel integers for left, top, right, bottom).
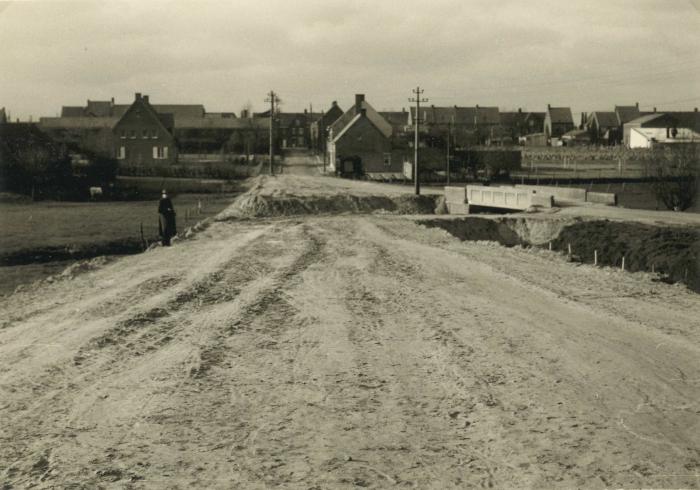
<box><xmin>323</xmin><ymin>95</ymin><xmax>700</xmax><ymax>178</ymax></box>
<box><xmin>37</xmin><ymin>94</ymin><xmax>272</xmax><ymax>166</ymax></box>
<box><xmin>5</xmin><ymin>94</ymin><xmax>699</xmax><ymax>171</ymax></box>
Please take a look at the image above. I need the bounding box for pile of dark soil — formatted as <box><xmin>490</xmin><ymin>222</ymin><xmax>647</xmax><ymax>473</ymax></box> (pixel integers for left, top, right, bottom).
<box><xmin>553</xmin><ymin>220</ymin><xmax>700</xmax><ymax>292</ymax></box>
<box><xmin>0</xmin><ymin>237</ymin><xmax>150</xmax><ymax>266</ymax></box>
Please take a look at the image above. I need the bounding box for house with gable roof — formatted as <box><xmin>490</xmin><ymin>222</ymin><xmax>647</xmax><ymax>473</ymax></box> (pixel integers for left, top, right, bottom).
<box><xmin>311</xmin><ymin>101</ymin><xmax>344</xmax><ymax>154</ymax></box>
<box><xmin>327</xmin><ymin>94</ymin><xmax>396</xmax><ymax>176</ymax></box>
<box><xmin>112</xmin><ymin>93</ymin><xmax>177</xmax><ymax>166</ymax></box>
<box><xmin>586</xmin><ymin>111</ymin><xmax>621</xmax><ymax>145</ymax></box>
<box><xmin>544</xmin><ymin>104</ymin><xmax>574</xmax><ymax>140</ymax></box>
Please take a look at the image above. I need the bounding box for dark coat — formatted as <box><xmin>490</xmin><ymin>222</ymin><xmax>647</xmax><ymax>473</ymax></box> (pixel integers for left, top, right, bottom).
<box><xmin>158</xmin><ymin>197</ymin><xmax>177</xmax><ymax>243</ymax></box>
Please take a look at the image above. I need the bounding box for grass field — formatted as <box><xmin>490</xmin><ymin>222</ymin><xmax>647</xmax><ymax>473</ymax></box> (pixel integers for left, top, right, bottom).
<box><xmin>0</xmin><ymin>193</ymin><xmax>238</xmax><ymax>295</ymax></box>
<box><xmin>0</xmin><ymin>193</ymin><xmax>236</xmax><ymax>255</ymax></box>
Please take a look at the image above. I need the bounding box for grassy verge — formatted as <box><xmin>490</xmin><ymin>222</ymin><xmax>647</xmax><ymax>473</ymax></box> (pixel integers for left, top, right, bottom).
<box><xmin>0</xmin><ymin>192</ymin><xmax>238</xmax><ymax>295</ymax></box>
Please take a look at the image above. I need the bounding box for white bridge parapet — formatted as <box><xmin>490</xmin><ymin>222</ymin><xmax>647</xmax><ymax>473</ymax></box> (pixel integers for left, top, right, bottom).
<box><xmin>465</xmin><ymin>185</ymin><xmax>553</xmax><ymax>210</ymax></box>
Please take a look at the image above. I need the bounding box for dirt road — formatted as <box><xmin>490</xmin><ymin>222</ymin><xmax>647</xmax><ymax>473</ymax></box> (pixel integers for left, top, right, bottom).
<box><xmin>1</xmin><ymin>161</ymin><xmax>700</xmax><ymax>488</ymax></box>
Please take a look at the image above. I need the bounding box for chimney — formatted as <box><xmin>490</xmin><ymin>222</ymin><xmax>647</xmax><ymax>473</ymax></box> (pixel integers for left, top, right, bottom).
<box><xmin>111</xmin><ymin>97</ymin><xmax>114</xmax><ymax>105</ymax></box>
<box><xmin>695</xmin><ymin>107</ymin><xmax>698</xmax><ymax>112</ymax></box>
<box><xmin>355</xmin><ymin>94</ymin><xmax>365</xmax><ymax>114</ymax></box>
<box><xmin>635</xmin><ymin>102</ymin><xmax>639</xmax><ymax>109</ymax></box>
<box><xmin>518</xmin><ymin>108</ymin><xmax>522</xmax><ymax>113</ymax></box>
<box><xmin>547</xmin><ymin>103</ymin><xmax>551</xmax><ymax>110</ymax></box>
<box><xmin>332</xmin><ymin>100</ymin><xmax>337</xmax><ymax>107</ymax></box>
<box><xmin>135</xmin><ymin>92</ymin><xmax>142</xmax><ymax>100</ymax></box>
<box><xmin>143</xmin><ymin>95</ymin><xmax>149</xmax><ymax>104</ymax></box>
<box><xmin>653</xmin><ymin>107</ymin><xmax>657</xmax><ymax>113</ymax></box>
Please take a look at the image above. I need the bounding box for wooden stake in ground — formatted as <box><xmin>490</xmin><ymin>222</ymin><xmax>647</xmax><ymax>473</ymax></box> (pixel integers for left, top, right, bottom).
<box><xmin>594</xmin><ymin>250</ymin><xmax>598</xmax><ymax>266</ymax></box>
<box><xmin>621</xmin><ymin>256</ymin><xmax>626</xmax><ymax>271</ymax></box>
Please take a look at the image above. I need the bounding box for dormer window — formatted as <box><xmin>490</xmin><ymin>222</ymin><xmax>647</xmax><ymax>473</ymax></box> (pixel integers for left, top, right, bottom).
<box><xmin>129</xmin><ymin>130</ymin><xmax>136</xmax><ymax>139</ymax></box>
<box><xmin>151</xmin><ymin>129</ymin><xmax>158</xmax><ymax>139</ymax></box>
<box><xmin>120</xmin><ymin>129</ymin><xmax>126</xmax><ymax>139</ymax></box>
<box><xmin>142</xmin><ymin>129</ymin><xmax>148</xmax><ymax>139</ymax></box>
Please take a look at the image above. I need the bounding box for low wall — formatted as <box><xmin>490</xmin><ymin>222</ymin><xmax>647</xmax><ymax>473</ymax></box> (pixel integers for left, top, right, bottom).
<box><xmin>466</xmin><ymin>185</ymin><xmax>533</xmax><ymax>210</ymax></box>
<box><xmin>516</xmin><ymin>184</ymin><xmax>586</xmax><ymax>203</ymax></box>
<box><xmin>586</xmin><ymin>191</ymin><xmax>617</xmax><ymax>205</ymax></box>
<box><xmin>444</xmin><ymin>186</ymin><xmax>467</xmax><ymax>204</ymax></box>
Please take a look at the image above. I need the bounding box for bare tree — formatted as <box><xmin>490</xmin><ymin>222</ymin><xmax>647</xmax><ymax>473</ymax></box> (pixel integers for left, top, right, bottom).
<box><xmin>650</xmin><ymin>143</ymin><xmax>699</xmax><ymax>211</ymax></box>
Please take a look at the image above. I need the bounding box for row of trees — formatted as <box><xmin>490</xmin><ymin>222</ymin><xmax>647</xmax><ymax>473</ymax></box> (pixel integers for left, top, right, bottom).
<box><xmin>0</xmin><ymin>124</ymin><xmax>118</xmax><ymax>200</ymax></box>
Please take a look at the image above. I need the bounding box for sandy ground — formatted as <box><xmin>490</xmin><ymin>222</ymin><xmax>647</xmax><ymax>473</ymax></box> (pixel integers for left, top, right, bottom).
<box><xmin>1</xmin><ymin>155</ymin><xmax>700</xmax><ymax>488</ymax></box>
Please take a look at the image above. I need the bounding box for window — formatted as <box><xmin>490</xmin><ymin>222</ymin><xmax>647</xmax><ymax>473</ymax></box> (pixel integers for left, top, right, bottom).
<box><xmin>142</xmin><ymin>129</ymin><xmax>148</xmax><ymax>139</ymax></box>
<box><xmin>151</xmin><ymin>129</ymin><xmax>158</xmax><ymax>139</ymax></box>
<box><xmin>153</xmin><ymin>146</ymin><xmax>169</xmax><ymax>159</ymax></box>
<box><xmin>383</xmin><ymin>153</ymin><xmax>392</xmax><ymax>167</ymax></box>
<box><xmin>129</xmin><ymin>130</ymin><xmax>136</xmax><ymax>139</ymax></box>
<box><xmin>117</xmin><ymin>146</ymin><xmax>126</xmax><ymax>160</ymax></box>
<box><xmin>120</xmin><ymin>130</ymin><xmax>126</xmax><ymax>139</ymax></box>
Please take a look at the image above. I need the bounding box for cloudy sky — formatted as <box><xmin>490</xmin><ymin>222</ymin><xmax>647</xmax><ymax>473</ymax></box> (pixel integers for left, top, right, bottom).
<box><xmin>1</xmin><ymin>0</ymin><xmax>699</xmax><ymax>120</ymax></box>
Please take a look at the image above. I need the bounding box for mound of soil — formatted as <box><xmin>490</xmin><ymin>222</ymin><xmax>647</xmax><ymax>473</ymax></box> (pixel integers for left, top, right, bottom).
<box><xmin>219</xmin><ymin>193</ymin><xmax>440</xmax><ymax>219</ymax></box>
<box><xmin>553</xmin><ymin>220</ymin><xmax>700</xmax><ymax>292</ymax></box>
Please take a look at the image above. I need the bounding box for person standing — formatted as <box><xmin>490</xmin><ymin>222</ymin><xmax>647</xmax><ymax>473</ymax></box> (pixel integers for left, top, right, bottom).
<box><xmin>158</xmin><ymin>189</ymin><xmax>177</xmax><ymax>246</ymax></box>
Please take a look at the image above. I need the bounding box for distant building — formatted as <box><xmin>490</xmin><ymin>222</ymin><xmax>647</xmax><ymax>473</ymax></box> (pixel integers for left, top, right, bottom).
<box><xmin>328</xmin><ymin>94</ymin><xmax>396</xmax><ymax>176</ymax></box>
<box><xmin>496</xmin><ymin>109</ymin><xmax>545</xmax><ymax>144</ymax></box>
<box><xmin>615</xmin><ymin>103</ymin><xmax>641</xmax><ymax>127</ymax></box>
<box><xmin>43</xmin><ymin>94</ymin><xmax>267</xmax><ymax>162</ymax></box>
<box><xmin>112</xmin><ymin>93</ymin><xmax>177</xmax><ymax>166</ymax></box>
<box><xmin>174</xmin><ymin>115</ymin><xmax>270</xmax><ymax>155</ymax></box>
<box><xmin>407</xmin><ymin>105</ymin><xmax>501</xmax><ymax>146</ymax></box>
<box><xmin>378</xmin><ymin>109</ymin><xmax>409</xmax><ymax>138</ymax></box>
<box><xmin>310</xmin><ymin>101</ymin><xmax>344</xmax><ymax>154</ymax></box>
<box><xmin>624</xmin><ymin>110</ymin><xmax>700</xmax><ymax>148</ymax></box>
<box><xmin>544</xmin><ymin>104</ymin><xmax>574</xmax><ymax>140</ymax></box>
<box><xmin>39</xmin><ymin>116</ymin><xmax>118</xmax><ymax>157</ymax></box>
<box><xmin>60</xmin><ymin>98</ymin><xmax>205</xmax><ymax>125</ymax></box>
<box><xmin>586</xmin><ymin>111</ymin><xmax>620</xmax><ymax>145</ymax></box>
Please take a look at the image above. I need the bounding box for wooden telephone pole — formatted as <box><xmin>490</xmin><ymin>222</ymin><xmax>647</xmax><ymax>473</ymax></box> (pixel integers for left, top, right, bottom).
<box><xmin>409</xmin><ymin>87</ymin><xmax>428</xmax><ymax>195</ymax></box>
<box><xmin>265</xmin><ymin>90</ymin><xmax>280</xmax><ymax>175</ymax></box>
<box><xmin>446</xmin><ymin>115</ymin><xmax>453</xmax><ymax>185</ymax></box>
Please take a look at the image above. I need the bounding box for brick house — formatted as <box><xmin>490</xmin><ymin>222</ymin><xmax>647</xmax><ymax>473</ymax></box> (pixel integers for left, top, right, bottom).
<box><xmin>544</xmin><ymin>104</ymin><xmax>574</xmax><ymax>139</ymax></box>
<box><xmin>310</xmin><ymin>101</ymin><xmax>344</xmax><ymax>153</ymax></box>
<box><xmin>112</xmin><ymin>93</ymin><xmax>177</xmax><ymax>166</ymax></box>
<box><xmin>328</xmin><ymin>94</ymin><xmax>396</xmax><ymax>175</ymax></box>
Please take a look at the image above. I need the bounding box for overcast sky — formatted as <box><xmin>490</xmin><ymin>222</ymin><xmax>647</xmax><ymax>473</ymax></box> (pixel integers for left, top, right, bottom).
<box><xmin>1</xmin><ymin>0</ymin><xmax>699</xmax><ymax>120</ymax></box>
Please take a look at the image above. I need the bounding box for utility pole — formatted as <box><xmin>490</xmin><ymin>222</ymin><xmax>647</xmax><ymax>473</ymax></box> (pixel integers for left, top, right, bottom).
<box><xmin>446</xmin><ymin>115</ymin><xmax>453</xmax><ymax>185</ymax></box>
<box><xmin>409</xmin><ymin>87</ymin><xmax>428</xmax><ymax>195</ymax></box>
<box><xmin>265</xmin><ymin>90</ymin><xmax>280</xmax><ymax>175</ymax></box>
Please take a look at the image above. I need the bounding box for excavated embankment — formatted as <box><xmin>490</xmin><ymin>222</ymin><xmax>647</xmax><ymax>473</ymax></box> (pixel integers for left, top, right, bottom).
<box><xmin>418</xmin><ymin>216</ymin><xmax>700</xmax><ymax>292</ymax></box>
<box><xmin>218</xmin><ymin>187</ymin><xmax>700</xmax><ymax>292</ymax></box>
<box><xmin>217</xmin><ymin>192</ymin><xmax>442</xmax><ymax>219</ymax></box>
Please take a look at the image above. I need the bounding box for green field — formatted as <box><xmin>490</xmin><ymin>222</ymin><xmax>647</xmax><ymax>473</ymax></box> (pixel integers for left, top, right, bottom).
<box><xmin>0</xmin><ymin>193</ymin><xmax>238</xmax><ymax>295</ymax></box>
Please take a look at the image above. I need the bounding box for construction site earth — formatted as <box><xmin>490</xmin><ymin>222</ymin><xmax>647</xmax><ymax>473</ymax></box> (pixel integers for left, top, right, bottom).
<box><xmin>1</xmin><ymin>153</ymin><xmax>699</xmax><ymax>488</ymax></box>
